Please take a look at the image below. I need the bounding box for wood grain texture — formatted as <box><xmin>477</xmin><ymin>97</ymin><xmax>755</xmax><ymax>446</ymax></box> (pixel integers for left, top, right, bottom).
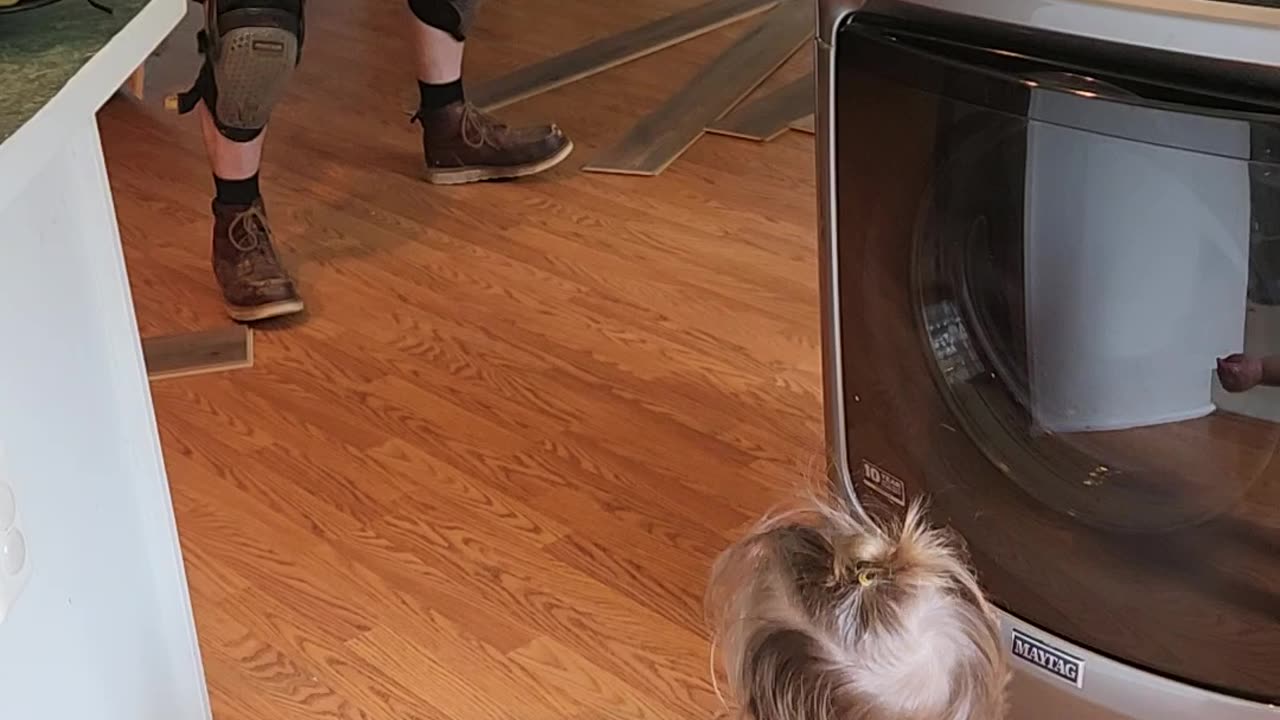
<box><xmin>97</xmin><ymin>0</ymin><xmax>822</xmax><ymax>718</ymax></box>
<box><xmin>584</xmin><ymin>0</ymin><xmax>813</xmax><ymax>175</ymax></box>
<box><xmin>143</xmin><ymin>325</ymin><xmax>253</xmax><ymax>380</ymax></box>
<box><xmin>707</xmin><ymin>72</ymin><xmax>813</xmax><ymax>141</ymax></box>
<box><xmin>472</xmin><ymin>0</ymin><xmax>778</xmax><ymax>112</ymax></box>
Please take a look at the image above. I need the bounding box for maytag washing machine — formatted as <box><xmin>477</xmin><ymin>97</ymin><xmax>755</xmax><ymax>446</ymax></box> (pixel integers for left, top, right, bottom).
<box><xmin>817</xmin><ymin>1</ymin><xmax>1280</xmax><ymax>717</ymax></box>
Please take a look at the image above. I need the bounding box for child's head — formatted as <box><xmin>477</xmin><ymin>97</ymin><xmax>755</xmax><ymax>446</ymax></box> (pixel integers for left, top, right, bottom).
<box><xmin>707</xmin><ymin>497</ymin><xmax>1009</xmax><ymax>720</ymax></box>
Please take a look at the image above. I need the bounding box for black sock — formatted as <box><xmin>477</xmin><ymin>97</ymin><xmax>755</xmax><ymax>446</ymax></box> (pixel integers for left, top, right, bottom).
<box><xmin>214</xmin><ymin>173</ymin><xmax>260</xmax><ymax>207</ymax></box>
<box><xmin>417</xmin><ymin>78</ymin><xmax>464</xmax><ymax>113</ymax></box>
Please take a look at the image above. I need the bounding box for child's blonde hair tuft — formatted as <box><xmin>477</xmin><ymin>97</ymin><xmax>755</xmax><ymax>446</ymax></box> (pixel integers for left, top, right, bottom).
<box><xmin>707</xmin><ymin>494</ymin><xmax>1010</xmax><ymax>720</ymax></box>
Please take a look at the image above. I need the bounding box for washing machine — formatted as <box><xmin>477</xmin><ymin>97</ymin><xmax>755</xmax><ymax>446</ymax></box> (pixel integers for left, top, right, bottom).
<box><xmin>817</xmin><ymin>1</ymin><xmax>1280</xmax><ymax>717</ymax></box>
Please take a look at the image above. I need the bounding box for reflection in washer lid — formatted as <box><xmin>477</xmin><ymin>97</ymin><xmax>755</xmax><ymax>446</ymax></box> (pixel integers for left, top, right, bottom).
<box><xmin>1022</xmin><ymin>109</ymin><xmax>1250</xmax><ymax>433</ymax></box>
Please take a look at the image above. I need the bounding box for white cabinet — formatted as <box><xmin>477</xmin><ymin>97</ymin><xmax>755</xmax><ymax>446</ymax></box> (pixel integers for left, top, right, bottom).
<box><xmin>0</xmin><ymin>2</ymin><xmax>212</xmax><ymax>718</ymax></box>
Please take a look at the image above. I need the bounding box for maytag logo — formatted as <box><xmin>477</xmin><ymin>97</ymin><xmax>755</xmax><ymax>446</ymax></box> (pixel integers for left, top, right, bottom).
<box><xmin>1011</xmin><ymin>629</ymin><xmax>1085</xmax><ymax>688</ymax></box>
<box><xmin>860</xmin><ymin>460</ymin><xmax>906</xmax><ymax>507</ymax></box>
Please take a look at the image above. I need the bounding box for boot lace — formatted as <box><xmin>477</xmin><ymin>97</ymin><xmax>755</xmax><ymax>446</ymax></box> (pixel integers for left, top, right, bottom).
<box><xmin>227</xmin><ymin>205</ymin><xmax>286</xmax><ymax>284</ymax></box>
<box><xmin>411</xmin><ymin>103</ymin><xmax>503</xmax><ymax>149</ymax></box>
<box><xmin>460</xmin><ymin>104</ymin><xmax>501</xmax><ymax>149</ymax></box>
<box><xmin>229</xmin><ymin>205</ymin><xmax>271</xmax><ymax>252</ymax></box>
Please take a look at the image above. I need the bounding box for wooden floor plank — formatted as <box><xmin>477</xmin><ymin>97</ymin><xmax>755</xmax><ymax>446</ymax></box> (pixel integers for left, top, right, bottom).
<box><xmin>706</xmin><ymin>71</ymin><xmax>813</xmax><ymax>141</ymax></box>
<box><xmin>584</xmin><ymin>0</ymin><xmax>813</xmax><ymax>175</ymax></box>
<box><xmin>472</xmin><ymin>0</ymin><xmax>778</xmax><ymax>111</ymax></box>
<box><xmin>143</xmin><ymin>325</ymin><xmax>253</xmax><ymax>381</ymax></box>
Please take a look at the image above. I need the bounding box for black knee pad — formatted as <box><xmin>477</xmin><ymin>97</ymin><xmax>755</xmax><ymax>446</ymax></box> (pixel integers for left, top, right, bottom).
<box><xmin>407</xmin><ymin>0</ymin><xmax>467</xmax><ymax>41</ymax></box>
<box><xmin>175</xmin><ymin>0</ymin><xmax>306</xmax><ymax>142</ymax></box>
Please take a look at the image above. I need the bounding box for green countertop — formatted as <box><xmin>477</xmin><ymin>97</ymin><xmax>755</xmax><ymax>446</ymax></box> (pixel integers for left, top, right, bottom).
<box><xmin>0</xmin><ymin>0</ymin><xmax>149</xmax><ymax>145</ymax></box>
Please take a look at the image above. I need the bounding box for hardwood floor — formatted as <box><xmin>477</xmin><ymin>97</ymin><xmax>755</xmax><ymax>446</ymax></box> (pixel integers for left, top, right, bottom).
<box><xmin>97</xmin><ymin>2</ymin><xmax>821</xmax><ymax>718</ymax></box>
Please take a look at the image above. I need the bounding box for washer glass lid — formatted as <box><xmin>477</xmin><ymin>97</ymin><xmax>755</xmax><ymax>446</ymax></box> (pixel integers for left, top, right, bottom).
<box><xmin>912</xmin><ymin>60</ymin><xmax>1280</xmax><ymax>705</ymax></box>
<box><xmin>830</xmin><ymin>19</ymin><xmax>1280</xmax><ymax>703</ymax></box>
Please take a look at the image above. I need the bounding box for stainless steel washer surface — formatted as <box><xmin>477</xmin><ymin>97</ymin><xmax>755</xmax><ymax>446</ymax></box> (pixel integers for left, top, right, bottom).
<box><xmin>817</xmin><ymin>2</ymin><xmax>1280</xmax><ymax>718</ymax></box>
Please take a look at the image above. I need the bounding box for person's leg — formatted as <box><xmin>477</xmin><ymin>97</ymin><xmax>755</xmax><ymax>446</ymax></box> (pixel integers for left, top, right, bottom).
<box><xmin>406</xmin><ymin>0</ymin><xmax>574</xmax><ymax>184</ymax></box>
<box><xmin>412</xmin><ymin>19</ymin><xmax>465</xmax><ymax>85</ymax></box>
<box><xmin>198</xmin><ymin>103</ymin><xmax>303</xmax><ymax>322</ymax></box>
<box><xmin>201</xmin><ymin>104</ymin><xmax>264</xmax><ymax>184</ymax></box>
<box><xmin>178</xmin><ymin>0</ymin><xmax>305</xmax><ymax>322</ymax></box>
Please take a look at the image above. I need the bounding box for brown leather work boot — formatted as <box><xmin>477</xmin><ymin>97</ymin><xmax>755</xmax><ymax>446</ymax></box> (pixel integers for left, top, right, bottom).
<box><xmin>212</xmin><ymin>199</ymin><xmax>304</xmax><ymax>322</ymax></box>
<box><xmin>416</xmin><ymin>101</ymin><xmax>574</xmax><ymax>185</ymax></box>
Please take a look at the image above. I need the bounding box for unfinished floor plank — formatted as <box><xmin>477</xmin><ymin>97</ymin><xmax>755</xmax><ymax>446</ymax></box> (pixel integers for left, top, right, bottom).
<box><xmin>789</xmin><ymin>114</ymin><xmax>814</xmax><ymax>134</ymax></box>
<box><xmin>706</xmin><ymin>72</ymin><xmax>813</xmax><ymax>141</ymax></box>
<box><xmin>584</xmin><ymin>0</ymin><xmax>813</xmax><ymax>176</ymax></box>
<box><xmin>144</xmin><ymin>326</ymin><xmax>253</xmax><ymax>381</ymax></box>
<box><xmin>473</xmin><ymin>0</ymin><xmax>778</xmax><ymax>112</ymax></box>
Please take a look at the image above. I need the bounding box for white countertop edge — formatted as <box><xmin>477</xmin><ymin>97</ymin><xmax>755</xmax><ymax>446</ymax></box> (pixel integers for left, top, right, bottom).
<box><xmin>0</xmin><ymin>0</ymin><xmax>186</xmax><ymax>213</ymax></box>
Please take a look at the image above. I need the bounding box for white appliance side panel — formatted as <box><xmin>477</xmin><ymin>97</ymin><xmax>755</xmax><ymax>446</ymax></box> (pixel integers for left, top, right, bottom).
<box><xmin>0</xmin><ymin>118</ymin><xmax>210</xmax><ymax>720</ymax></box>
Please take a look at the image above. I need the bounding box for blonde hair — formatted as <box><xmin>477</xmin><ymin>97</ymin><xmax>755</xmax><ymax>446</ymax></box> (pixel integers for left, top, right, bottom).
<box><xmin>706</xmin><ymin>495</ymin><xmax>1010</xmax><ymax>720</ymax></box>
